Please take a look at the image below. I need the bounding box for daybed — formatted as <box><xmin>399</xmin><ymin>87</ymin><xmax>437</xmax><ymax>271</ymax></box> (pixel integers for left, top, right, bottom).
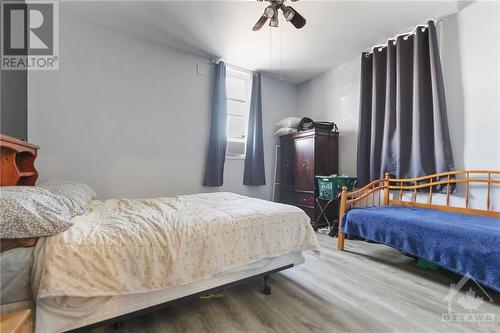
<box><xmin>337</xmin><ymin>171</ymin><xmax>500</xmax><ymax>292</ymax></box>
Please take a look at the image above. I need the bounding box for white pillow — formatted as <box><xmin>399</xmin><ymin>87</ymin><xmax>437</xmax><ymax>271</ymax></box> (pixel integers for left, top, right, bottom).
<box><xmin>39</xmin><ymin>180</ymin><xmax>97</xmax><ymax>215</ymax></box>
<box><xmin>0</xmin><ymin>187</ymin><xmax>73</xmax><ymax>239</ymax></box>
<box><xmin>275</xmin><ymin>117</ymin><xmax>302</xmax><ymax>129</ymax></box>
<box><xmin>275</xmin><ymin>127</ymin><xmax>298</xmax><ymax>136</ymax></box>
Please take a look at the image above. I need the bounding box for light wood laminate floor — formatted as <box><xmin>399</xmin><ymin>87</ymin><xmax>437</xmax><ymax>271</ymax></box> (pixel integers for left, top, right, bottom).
<box><xmin>89</xmin><ymin>234</ymin><xmax>500</xmax><ymax>333</ymax></box>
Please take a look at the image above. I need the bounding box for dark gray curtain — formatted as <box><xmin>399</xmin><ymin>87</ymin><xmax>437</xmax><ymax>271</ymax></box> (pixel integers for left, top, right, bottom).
<box><xmin>203</xmin><ymin>62</ymin><xmax>227</xmax><ymax>186</ymax></box>
<box><xmin>243</xmin><ymin>73</ymin><xmax>266</xmax><ymax>185</ymax></box>
<box><xmin>357</xmin><ymin>21</ymin><xmax>454</xmax><ymax>186</ymax></box>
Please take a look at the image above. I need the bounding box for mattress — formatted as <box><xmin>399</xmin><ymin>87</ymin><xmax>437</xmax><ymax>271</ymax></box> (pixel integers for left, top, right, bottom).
<box><xmin>35</xmin><ymin>251</ymin><xmax>305</xmax><ymax>333</ymax></box>
<box><xmin>0</xmin><ymin>246</ymin><xmax>33</xmax><ymax>304</ymax></box>
<box><xmin>343</xmin><ymin>205</ymin><xmax>500</xmax><ymax>291</ymax></box>
<box><xmin>33</xmin><ymin>192</ymin><xmax>319</xmax><ymax>299</ymax></box>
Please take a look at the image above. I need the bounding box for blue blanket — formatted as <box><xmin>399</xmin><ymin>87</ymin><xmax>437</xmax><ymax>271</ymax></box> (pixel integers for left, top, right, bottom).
<box><xmin>342</xmin><ymin>206</ymin><xmax>500</xmax><ymax>292</ymax></box>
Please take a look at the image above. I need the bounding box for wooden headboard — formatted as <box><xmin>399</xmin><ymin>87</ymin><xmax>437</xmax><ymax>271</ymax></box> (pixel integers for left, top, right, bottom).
<box><xmin>0</xmin><ymin>134</ymin><xmax>40</xmax><ymax>251</ymax></box>
<box><xmin>0</xmin><ymin>134</ymin><xmax>39</xmax><ymax>186</ymax></box>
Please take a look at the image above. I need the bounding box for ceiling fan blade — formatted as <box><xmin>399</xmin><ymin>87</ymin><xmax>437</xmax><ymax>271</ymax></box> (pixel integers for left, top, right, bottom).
<box><xmin>252</xmin><ymin>15</ymin><xmax>269</xmax><ymax>31</ymax></box>
<box><xmin>288</xmin><ymin>6</ymin><xmax>306</xmax><ymax>29</ymax></box>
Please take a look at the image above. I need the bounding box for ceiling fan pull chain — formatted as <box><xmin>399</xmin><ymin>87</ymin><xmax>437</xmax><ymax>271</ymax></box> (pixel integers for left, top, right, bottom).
<box><xmin>269</xmin><ymin>26</ymin><xmax>272</xmax><ymax>79</ymax></box>
<box><xmin>280</xmin><ymin>22</ymin><xmax>283</xmax><ymax>81</ymax></box>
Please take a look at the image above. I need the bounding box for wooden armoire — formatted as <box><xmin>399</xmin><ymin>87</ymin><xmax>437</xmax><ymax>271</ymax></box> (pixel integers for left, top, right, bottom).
<box><xmin>279</xmin><ymin>128</ymin><xmax>339</xmax><ymax>228</ymax></box>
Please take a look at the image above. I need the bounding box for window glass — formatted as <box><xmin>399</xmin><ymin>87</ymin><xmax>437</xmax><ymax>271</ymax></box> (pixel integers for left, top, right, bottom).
<box><xmin>226</xmin><ymin>68</ymin><xmax>252</xmax><ymax>158</ymax></box>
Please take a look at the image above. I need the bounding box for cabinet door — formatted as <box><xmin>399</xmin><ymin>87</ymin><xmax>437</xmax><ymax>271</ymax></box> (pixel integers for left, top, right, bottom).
<box><xmin>315</xmin><ymin>134</ymin><xmax>339</xmax><ymax>176</ymax></box>
<box><xmin>294</xmin><ymin>192</ymin><xmax>315</xmax><ymax>208</ymax></box>
<box><xmin>280</xmin><ymin>140</ymin><xmax>294</xmax><ymax>192</ymax></box>
<box><xmin>294</xmin><ymin>137</ymin><xmax>315</xmax><ymax>191</ymax></box>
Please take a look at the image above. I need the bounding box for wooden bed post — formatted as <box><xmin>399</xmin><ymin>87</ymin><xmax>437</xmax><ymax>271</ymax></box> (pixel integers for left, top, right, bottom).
<box><xmin>337</xmin><ymin>186</ymin><xmax>348</xmax><ymax>251</ymax></box>
<box><xmin>383</xmin><ymin>172</ymin><xmax>390</xmax><ymax>206</ymax></box>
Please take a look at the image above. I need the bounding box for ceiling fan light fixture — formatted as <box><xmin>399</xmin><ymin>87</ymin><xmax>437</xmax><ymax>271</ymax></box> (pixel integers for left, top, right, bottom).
<box><xmin>269</xmin><ymin>16</ymin><xmax>279</xmax><ymax>27</ymax></box>
<box><xmin>281</xmin><ymin>6</ymin><xmax>295</xmax><ymax>22</ymax></box>
<box><xmin>253</xmin><ymin>0</ymin><xmax>305</xmax><ymax>31</ymax></box>
<box><xmin>264</xmin><ymin>5</ymin><xmax>275</xmax><ymax>19</ymax></box>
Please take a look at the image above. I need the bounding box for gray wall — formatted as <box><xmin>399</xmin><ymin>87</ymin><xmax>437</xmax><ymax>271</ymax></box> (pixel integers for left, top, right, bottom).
<box><xmin>0</xmin><ymin>0</ymin><xmax>28</xmax><ymax>140</ymax></box>
<box><xmin>296</xmin><ymin>1</ymin><xmax>500</xmax><ymax>209</ymax></box>
<box><xmin>0</xmin><ymin>70</ymin><xmax>28</xmax><ymax>140</ymax></box>
<box><xmin>296</xmin><ymin>58</ymin><xmax>360</xmax><ymax>177</ymax></box>
<box><xmin>440</xmin><ymin>1</ymin><xmax>500</xmax><ymax>171</ymax></box>
<box><xmin>28</xmin><ymin>16</ymin><xmax>296</xmax><ymax>199</ymax></box>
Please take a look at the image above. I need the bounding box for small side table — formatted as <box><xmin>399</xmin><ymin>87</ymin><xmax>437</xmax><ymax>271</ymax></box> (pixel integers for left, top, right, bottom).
<box><xmin>315</xmin><ymin>197</ymin><xmax>336</xmax><ymax>231</ymax></box>
<box><xmin>315</xmin><ymin>175</ymin><xmax>357</xmax><ymax>236</ymax></box>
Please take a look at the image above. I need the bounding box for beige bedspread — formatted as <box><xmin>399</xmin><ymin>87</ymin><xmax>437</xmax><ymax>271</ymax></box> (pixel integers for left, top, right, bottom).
<box><xmin>34</xmin><ymin>192</ymin><xmax>319</xmax><ymax>298</ymax></box>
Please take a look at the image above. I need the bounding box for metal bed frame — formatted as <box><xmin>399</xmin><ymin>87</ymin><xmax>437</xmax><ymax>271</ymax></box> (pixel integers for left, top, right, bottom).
<box><xmin>68</xmin><ymin>264</ymin><xmax>294</xmax><ymax>332</ymax></box>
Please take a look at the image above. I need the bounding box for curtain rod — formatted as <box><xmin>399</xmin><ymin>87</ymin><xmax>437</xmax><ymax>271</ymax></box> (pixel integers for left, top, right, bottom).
<box><xmin>363</xmin><ymin>17</ymin><xmax>446</xmax><ymax>54</ymax></box>
<box><xmin>211</xmin><ymin>59</ymin><xmax>254</xmax><ymax>75</ymax></box>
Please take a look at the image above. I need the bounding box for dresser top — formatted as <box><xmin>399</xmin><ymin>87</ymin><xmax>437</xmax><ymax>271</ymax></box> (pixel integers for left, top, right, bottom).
<box><xmin>279</xmin><ymin>128</ymin><xmax>339</xmax><ymax>141</ymax></box>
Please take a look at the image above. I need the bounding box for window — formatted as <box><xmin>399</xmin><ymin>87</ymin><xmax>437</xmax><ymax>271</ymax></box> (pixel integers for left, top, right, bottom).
<box><xmin>226</xmin><ymin>67</ymin><xmax>252</xmax><ymax>159</ymax></box>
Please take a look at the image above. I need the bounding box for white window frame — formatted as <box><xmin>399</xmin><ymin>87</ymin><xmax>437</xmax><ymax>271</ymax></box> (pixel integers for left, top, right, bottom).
<box><xmin>226</xmin><ymin>67</ymin><xmax>252</xmax><ymax>160</ymax></box>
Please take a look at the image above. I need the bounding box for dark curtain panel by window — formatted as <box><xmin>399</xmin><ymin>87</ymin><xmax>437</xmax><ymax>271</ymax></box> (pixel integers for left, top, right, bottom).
<box><xmin>357</xmin><ymin>21</ymin><xmax>454</xmax><ymax>186</ymax></box>
<box><xmin>203</xmin><ymin>62</ymin><xmax>227</xmax><ymax>186</ymax></box>
<box><xmin>243</xmin><ymin>73</ymin><xmax>266</xmax><ymax>185</ymax></box>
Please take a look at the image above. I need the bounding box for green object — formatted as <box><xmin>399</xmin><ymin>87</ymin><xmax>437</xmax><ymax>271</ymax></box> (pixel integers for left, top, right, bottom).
<box><xmin>315</xmin><ymin>175</ymin><xmax>357</xmax><ymax>200</ymax></box>
<box><xmin>417</xmin><ymin>258</ymin><xmax>439</xmax><ymax>270</ymax></box>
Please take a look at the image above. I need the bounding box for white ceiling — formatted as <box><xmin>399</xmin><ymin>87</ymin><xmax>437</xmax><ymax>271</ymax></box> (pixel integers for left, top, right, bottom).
<box><xmin>61</xmin><ymin>1</ymin><xmax>459</xmax><ymax>85</ymax></box>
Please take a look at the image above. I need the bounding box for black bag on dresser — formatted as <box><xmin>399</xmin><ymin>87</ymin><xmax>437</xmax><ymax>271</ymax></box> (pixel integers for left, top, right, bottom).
<box><xmin>298</xmin><ymin>117</ymin><xmax>339</xmax><ymax>132</ymax></box>
<box><xmin>314</xmin><ymin>121</ymin><xmax>338</xmax><ymax>132</ymax></box>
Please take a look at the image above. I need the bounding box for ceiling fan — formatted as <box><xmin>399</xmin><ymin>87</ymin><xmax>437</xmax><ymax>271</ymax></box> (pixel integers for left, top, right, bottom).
<box><xmin>253</xmin><ymin>0</ymin><xmax>306</xmax><ymax>31</ymax></box>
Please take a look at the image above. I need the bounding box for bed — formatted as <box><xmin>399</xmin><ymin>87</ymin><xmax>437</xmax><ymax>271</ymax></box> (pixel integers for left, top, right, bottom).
<box><xmin>337</xmin><ymin>171</ymin><xmax>500</xmax><ymax>292</ymax></box>
<box><xmin>0</xmin><ymin>134</ymin><xmax>320</xmax><ymax>333</ymax></box>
